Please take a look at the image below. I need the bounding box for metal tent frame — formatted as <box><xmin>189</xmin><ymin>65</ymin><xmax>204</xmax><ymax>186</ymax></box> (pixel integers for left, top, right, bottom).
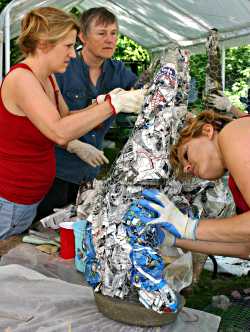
<box><xmin>0</xmin><ymin>0</ymin><xmax>250</xmax><ymax>81</ymax></box>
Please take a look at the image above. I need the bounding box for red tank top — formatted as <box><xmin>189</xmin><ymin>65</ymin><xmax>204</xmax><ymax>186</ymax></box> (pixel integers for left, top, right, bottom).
<box><xmin>0</xmin><ymin>63</ymin><xmax>58</xmax><ymax>204</ymax></box>
<box><xmin>228</xmin><ymin>175</ymin><xmax>250</xmax><ymax>213</ymax></box>
<box><xmin>227</xmin><ymin>115</ymin><xmax>250</xmax><ymax>214</ymax></box>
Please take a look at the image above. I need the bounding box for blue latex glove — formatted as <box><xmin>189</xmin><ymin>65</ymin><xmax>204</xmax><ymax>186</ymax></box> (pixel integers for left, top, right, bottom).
<box><xmin>138</xmin><ymin>189</ymin><xmax>199</xmax><ymax>240</ymax></box>
<box><xmin>124</xmin><ymin>201</ymin><xmax>176</xmax><ymax>247</ymax></box>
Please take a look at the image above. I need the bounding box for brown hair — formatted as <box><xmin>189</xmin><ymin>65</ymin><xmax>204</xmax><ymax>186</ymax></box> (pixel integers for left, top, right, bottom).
<box><xmin>79</xmin><ymin>7</ymin><xmax>117</xmax><ymax>36</ymax></box>
<box><xmin>18</xmin><ymin>7</ymin><xmax>79</xmax><ymax>56</ymax></box>
<box><xmin>170</xmin><ymin>110</ymin><xmax>232</xmax><ymax>178</ymax></box>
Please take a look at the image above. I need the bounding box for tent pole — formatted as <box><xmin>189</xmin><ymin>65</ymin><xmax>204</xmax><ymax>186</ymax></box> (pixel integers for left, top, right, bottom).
<box><xmin>221</xmin><ymin>44</ymin><xmax>225</xmax><ymax>92</ymax></box>
<box><xmin>3</xmin><ymin>0</ymin><xmax>26</xmax><ymax>77</ymax></box>
<box><xmin>0</xmin><ymin>31</ymin><xmax>3</xmax><ymax>82</ymax></box>
<box><xmin>4</xmin><ymin>6</ymin><xmax>11</xmax><ymax>75</ymax></box>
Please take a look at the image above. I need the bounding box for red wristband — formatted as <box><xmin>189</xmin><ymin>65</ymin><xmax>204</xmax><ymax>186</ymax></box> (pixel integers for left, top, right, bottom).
<box><xmin>105</xmin><ymin>94</ymin><xmax>116</xmax><ymax>116</ymax></box>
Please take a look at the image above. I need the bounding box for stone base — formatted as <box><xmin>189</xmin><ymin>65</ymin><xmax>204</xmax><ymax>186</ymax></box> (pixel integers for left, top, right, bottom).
<box><xmin>94</xmin><ymin>291</ymin><xmax>185</xmax><ymax>327</ymax></box>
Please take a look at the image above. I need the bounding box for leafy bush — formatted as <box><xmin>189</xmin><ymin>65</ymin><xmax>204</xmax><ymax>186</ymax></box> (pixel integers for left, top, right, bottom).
<box><xmin>0</xmin><ymin>0</ymin><xmax>11</xmax><ymax>11</ymax></box>
<box><xmin>189</xmin><ymin>46</ymin><xmax>250</xmax><ymax>111</ymax></box>
<box><xmin>114</xmin><ymin>35</ymin><xmax>150</xmax><ymax>75</ymax></box>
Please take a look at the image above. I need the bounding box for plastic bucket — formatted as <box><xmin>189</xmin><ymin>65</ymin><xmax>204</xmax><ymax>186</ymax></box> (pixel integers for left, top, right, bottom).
<box><xmin>73</xmin><ymin>219</ymin><xmax>87</xmax><ymax>272</ymax></box>
<box><xmin>59</xmin><ymin>221</ymin><xmax>75</xmax><ymax>259</ymax></box>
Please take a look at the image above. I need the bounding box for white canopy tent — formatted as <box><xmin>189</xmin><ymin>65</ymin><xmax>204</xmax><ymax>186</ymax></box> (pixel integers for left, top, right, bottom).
<box><xmin>0</xmin><ymin>0</ymin><xmax>250</xmax><ymax>81</ymax></box>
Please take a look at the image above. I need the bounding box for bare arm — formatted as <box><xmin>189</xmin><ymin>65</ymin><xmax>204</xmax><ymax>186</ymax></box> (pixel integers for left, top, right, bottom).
<box><xmin>196</xmin><ymin>213</ymin><xmax>250</xmax><ymax>243</ymax></box>
<box><xmin>175</xmin><ymin>238</ymin><xmax>250</xmax><ymax>259</ymax></box>
<box><xmin>195</xmin><ymin>118</ymin><xmax>250</xmax><ymax>243</ymax></box>
<box><xmin>5</xmin><ymin>69</ymin><xmax>113</xmax><ymax>145</ymax></box>
<box><xmin>68</xmin><ymin>103</ymin><xmax>98</xmax><ymax>114</ymax></box>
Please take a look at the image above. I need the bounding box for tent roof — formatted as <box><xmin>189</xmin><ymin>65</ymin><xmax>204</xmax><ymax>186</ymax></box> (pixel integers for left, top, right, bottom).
<box><xmin>1</xmin><ymin>0</ymin><xmax>250</xmax><ymax>53</ymax></box>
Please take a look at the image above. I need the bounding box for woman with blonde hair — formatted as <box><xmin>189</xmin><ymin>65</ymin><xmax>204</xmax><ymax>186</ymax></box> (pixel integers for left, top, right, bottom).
<box><xmin>0</xmin><ymin>6</ymin><xmax>143</xmax><ymax>239</ymax></box>
<box><xmin>139</xmin><ymin>110</ymin><xmax>250</xmax><ymax>259</ymax></box>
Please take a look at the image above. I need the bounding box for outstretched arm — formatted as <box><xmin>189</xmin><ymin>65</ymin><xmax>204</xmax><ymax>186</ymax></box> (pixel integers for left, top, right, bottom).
<box><xmin>175</xmin><ymin>237</ymin><xmax>250</xmax><ymax>259</ymax></box>
<box><xmin>139</xmin><ymin>189</ymin><xmax>250</xmax><ymax>243</ymax></box>
<box><xmin>196</xmin><ymin>212</ymin><xmax>250</xmax><ymax>243</ymax></box>
<box><xmin>6</xmin><ymin>69</ymin><xmax>144</xmax><ymax>146</ymax></box>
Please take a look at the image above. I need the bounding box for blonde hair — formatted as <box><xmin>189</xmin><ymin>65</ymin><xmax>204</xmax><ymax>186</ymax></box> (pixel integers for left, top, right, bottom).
<box><xmin>18</xmin><ymin>7</ymin><xmax>79</xmax><ymax>56</ymax></box>
<box><xmin>170</xmin><ymin>110</ymin><xmax>232</xmax><ymax>178</ymax></box>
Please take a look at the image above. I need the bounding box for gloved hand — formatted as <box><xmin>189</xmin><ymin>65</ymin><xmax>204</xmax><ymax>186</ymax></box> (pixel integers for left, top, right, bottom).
<box><xmin>97</xmin><ymin>88</ymin><xmax>146</xmax><ymax>114</ymax></box>
<box><xmin>138</xmin><ymin>189</ymin><xmax>199</xmax><ymax>240</ymax></box>
<box><xmin>96</xmin><ymin>88</ymin><xmax>125</xmax><ymax>103</ymax></box>
<box><xmin>207</xmin><ymin>91</ymin><xmax>232</xmax><ymax>112</ymax></box>
<box><xmin>124</xmin><ymin>199</ymin><xmax>177</xmax><ymax>247</ymax></box>
<box><xmin>66</xmin><ymin>140</ymin><xmax>109</xmax><ymax>167</ymax></box>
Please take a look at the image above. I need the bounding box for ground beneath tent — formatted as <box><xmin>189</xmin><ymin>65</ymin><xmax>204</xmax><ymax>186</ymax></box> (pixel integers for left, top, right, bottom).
<box><xmin>1</xmin><ymin>243</ymin><xmax>249</xmax><ymax>331</ymax></box>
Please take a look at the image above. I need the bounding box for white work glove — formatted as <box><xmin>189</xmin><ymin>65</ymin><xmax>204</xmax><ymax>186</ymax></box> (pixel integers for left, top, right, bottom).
<box><xmin>96</xmin><ymin>88</ymin><xmax>125</xmax><ymax>103</ymax></box>
<box><xmin>66</xmin><ymin>140</ymin><xmax>109</xmax><ymax>167</ymax></box>
<box><xmin>138</xmin><ymin>189</ymin><xmax>199</xmax><ymax>240</ymax></box>
<box><xmin>97</xmin><ymin>88</ymin><xmax>146</xmax><ymax>114</ymax></box>
<box><xmin>207</xmin><ymin>91</ymin><xmax>232</xmax><ymax>112</ymax></box>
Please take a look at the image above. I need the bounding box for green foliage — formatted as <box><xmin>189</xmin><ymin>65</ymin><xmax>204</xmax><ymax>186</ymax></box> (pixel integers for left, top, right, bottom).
<box><xmin>10</xmin><ymin>38</ymin><xmax>22</xmax><ymax>65</ymax></box>
<box><xmin>0</xmin><ymin>0</ymin><xmax>11</xmax><ymax>12</ymax></box>
<box><xmin>189</xmin><ymin>45</ymin><xmax>250</xmax><ymax>96</ymax></box>
<box><xmin>114</xmin><ymin>35</ymin><xmax>150</xmax><ymax>75</ymax></box>
<box><xmin>225</xmin><ymin>46</ymin><xmax>249</xmax><ymax>109</ymax></box>
<box><xmin>189</xmin><ymin>45</ymin><xmax>249</xmax><ymax>111</ymax></box>
<box><xmin>225</xmin><ymin>46</ymin><xmax>250</xmax><ymax>92</ymax></box>
<box><xmin>188</xmin><ymin>53</ymin><xmax>207</xmax><ymax>112</ymax></box>
<box><xmin>114</xmin><ymin>35</ymin><xmax>150</xmax><ymax>63</ymax></box>
<box><xmin>189</xmin><ymin>53</ymin><xmax>207</xmax><ymax>93</ymax></box>
<box><xmin>70</xmin><ymin>6</ymin><xmax>81</xmax><ymax>17</ymax></box>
